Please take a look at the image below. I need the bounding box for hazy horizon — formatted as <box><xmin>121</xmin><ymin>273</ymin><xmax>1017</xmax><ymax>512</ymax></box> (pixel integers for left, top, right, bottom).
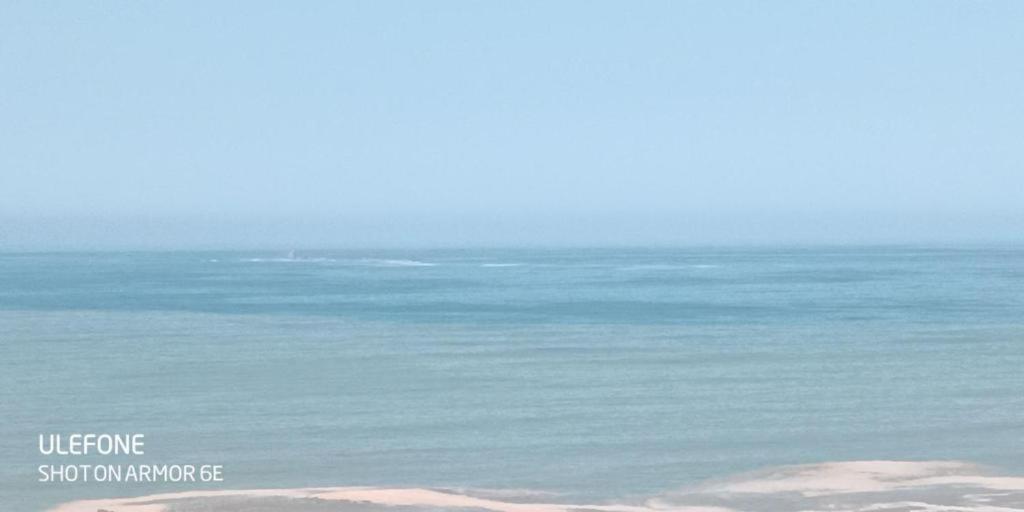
<box><xmin>3</xmin><ymin>210</ymin><xmax>1022</xmax><ymax>251</ymax></box>
<box><xmin>3</xmin><ymin>1</ymin><xmax>1022</xmax><ymax>249</ymax></box>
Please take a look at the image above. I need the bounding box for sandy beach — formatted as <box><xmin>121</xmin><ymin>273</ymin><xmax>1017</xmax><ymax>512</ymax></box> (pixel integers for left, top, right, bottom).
<box><xmin>49</xmin><ymin>461</ymin><xmax>1024</xmax><ymax>512</ymax></box>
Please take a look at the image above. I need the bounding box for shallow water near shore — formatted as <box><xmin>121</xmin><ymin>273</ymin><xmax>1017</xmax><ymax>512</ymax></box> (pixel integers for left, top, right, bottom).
<box><xmin>43</xmin><ymin>461</ymin><xmax>1024</xmax><ymax>512</ymax></box>
<box><xmin>2</xmin><ymin>247</ymin><xmax>1023</xmax><ymax>511</ymax></box>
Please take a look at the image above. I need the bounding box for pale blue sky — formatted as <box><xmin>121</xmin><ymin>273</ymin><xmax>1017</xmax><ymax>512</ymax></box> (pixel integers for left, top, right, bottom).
<box><xmin>1</xmin><ymin>1</ymin><xmax>1022</xmax><ymax>248</ymax></box>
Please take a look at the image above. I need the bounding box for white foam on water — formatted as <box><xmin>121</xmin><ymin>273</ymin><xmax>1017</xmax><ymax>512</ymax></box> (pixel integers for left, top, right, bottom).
<box><xmin>695</xmin><ymin>460</ymin><xmax>970</xmax><ymax>495</ymax></box>
<box><xmin>49</xmin><ymin>461</ymin><xmax>1024</xmax><ymax>512</ymax></box>
<box><xmin>240</xmin><ymin>257</ymin><xmax>337</xmax><ymax>263</ymax></box>
<box><xmin>655</xmin><ymin>460</ymin><xmax>1024</xmax><ymax>511</ymax></box>
<box><xmin>362</xmin><ymin>258</ymin><xmax>438</xmax><ymax>267</ymax></box>
<box><xmin>46</xmin><ymin>487</ymin><xmax>730</xmax><ymax>512</ymax></box>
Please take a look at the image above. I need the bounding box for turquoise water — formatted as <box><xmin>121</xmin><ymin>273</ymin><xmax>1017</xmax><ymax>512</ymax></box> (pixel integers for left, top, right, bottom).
<box><xmin>2</xmin><ymin>247</ymin><xmax>1023</xmax><ymax>511</ymax></box>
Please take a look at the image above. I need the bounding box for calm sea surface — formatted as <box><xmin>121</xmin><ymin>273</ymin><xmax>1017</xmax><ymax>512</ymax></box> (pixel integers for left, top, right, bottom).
<box><xmin>2</xmin><ymin>247</ymin><xmax>1023</xmax><ymax>511</ymax></box>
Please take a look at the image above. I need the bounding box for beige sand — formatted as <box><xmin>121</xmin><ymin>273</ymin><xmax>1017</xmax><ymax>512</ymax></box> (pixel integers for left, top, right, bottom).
<box><xmin>48</xmin><ymin>487</ymin><xmax>731</xmax><ymax>512</ymax></box>
<box><xmin>49</xmin><ymin>461</ymin><xmax>1024</xmax><ymax>512</ymax></box>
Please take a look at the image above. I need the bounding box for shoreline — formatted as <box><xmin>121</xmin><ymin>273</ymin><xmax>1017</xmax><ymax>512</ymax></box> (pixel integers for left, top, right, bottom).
<box><xmin>48</xmin><ymin>460</ymin><xmax>1024</xmax><ymax>512</ymax></box>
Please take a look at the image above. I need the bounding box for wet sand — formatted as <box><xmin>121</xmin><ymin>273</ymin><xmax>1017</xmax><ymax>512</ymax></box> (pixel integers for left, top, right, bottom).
<box><xmin>49</xmin><ymin>461</ymin><xmax>1024</xmax><ymax>512</ymax></box>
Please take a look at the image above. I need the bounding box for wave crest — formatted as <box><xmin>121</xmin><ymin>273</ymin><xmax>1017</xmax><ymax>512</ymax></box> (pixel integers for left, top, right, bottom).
<box><xmin>49</xmin><ymin>461</ymin><xmax>1024</xmax><ymax>512</ymax></box>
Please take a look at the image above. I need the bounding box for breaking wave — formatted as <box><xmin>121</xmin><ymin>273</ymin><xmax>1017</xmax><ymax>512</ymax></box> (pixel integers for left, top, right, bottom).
<box><xmin>361</xmin><ymin>259</ymin><xmax>437</xmax><ymax>267</ymax></box>
<box><xmin>234</xmin><ymin>257</ymin><xmax>436</xmax><ymax>267</ymax></box>
<box><xmin>50</xmin><ymin>461</ymin><xmax>1024</xmax><ymax>512</ymax></box>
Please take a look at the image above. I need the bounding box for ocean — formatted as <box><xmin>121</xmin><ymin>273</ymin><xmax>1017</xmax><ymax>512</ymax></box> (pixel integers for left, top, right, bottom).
<box><xmin>2</xmin><ymin>247</ymin><xmax>1023</xmax><ymax>511</ymax></box>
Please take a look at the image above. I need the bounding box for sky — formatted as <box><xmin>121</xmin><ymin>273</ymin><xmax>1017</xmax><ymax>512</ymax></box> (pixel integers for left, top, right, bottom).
<box><xmin>1</xmin><ymin>1</ymin><xmax>1022</xmax><ymax>248</ymax></box>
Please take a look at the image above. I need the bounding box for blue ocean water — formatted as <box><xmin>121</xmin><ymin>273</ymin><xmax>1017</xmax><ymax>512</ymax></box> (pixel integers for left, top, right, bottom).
<box><xmin>2</xmin><ymin>247</ymin><xmax>1023</xmax><ymax>511</ymax></box>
